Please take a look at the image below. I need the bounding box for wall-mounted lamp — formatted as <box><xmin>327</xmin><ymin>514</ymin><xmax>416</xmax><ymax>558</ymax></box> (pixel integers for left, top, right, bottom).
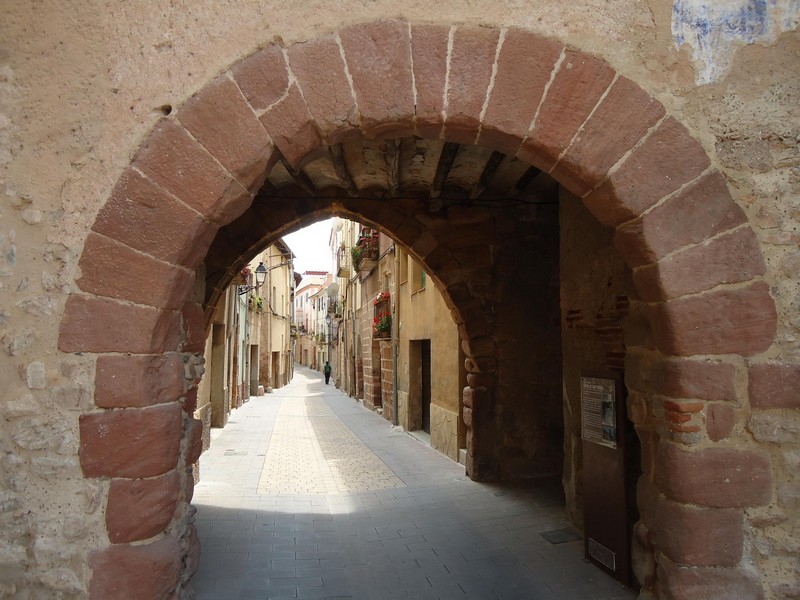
<box><xmin>238</xmin><ymin>262</ymin><xmax>268</xmax><ymax>295</ymax></box>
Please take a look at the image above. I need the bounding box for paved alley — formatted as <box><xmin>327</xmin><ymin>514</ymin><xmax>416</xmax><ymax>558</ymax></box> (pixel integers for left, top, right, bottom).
<box><xmin>191</xmin><ymin>367</ymin><xmax>637</xmax><ymax>600</ymax></box>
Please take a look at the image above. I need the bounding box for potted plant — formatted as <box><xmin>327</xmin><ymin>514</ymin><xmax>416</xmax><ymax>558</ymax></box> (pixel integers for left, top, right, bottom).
<box><xmin>372</xmin><ymin>311</ymin><xmax>391</xmax><ymax>337</ymax></box>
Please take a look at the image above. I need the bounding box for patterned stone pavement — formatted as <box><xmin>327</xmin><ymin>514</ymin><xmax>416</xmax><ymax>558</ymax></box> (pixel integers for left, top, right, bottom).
<box><xmin>191</xmin><ymin>366</ymin><xmax>637</xmax><ymax>600</ymax></box>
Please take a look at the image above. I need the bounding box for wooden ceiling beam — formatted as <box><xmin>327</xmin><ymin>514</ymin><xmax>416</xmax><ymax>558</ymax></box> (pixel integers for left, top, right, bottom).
<box><xmin>385</xmin><ymin>139</ymin><xmax>401</xmax><ymax>197</ymax></box>
<box><xmin>329</xmin><ymin>144</ymin><xmax>359</xmax><ymax>197</ymax></box>
<box><xmin>509</xmin><ymin>165</ymin><xmax>542</xmax><ymax>197</ymax></box>
<box><xmin>430</xmin><ymin>142</ymin><xmax>460</xmax><ymax>199</ymax></box>
<box><xmin>469</xmin><ymin>151</ymin><xmax>505</xmax><ymax>199</ymax></box>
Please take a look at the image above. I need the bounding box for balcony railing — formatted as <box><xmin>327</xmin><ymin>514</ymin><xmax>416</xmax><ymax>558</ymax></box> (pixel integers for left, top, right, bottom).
<box><xmin>352</xmin><ymin>229</ymin><xmax>379</xmax><ymax>272</ymax></box>
<box><xmin>336</xmin><ymin>245</ymin><xmax>351</xmax><ymax>277</ymax></box>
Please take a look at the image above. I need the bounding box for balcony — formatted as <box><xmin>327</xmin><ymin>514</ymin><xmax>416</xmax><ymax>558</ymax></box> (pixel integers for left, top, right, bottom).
<box><xmin>352</xmin><ymin>229</ymin><xmax>379</xmax><ymax>274</ymax></box>
<box><xmin>336</xmin><ymin>245</ymin><xmax>351</xmax><ymax>277</ymax></box>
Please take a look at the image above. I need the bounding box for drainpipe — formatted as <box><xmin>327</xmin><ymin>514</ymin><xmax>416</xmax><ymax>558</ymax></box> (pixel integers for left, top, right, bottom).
<box><xmin>392</xmin><ymin>244</ymin><xmax>399</xmax><ymax>426</ymax></box>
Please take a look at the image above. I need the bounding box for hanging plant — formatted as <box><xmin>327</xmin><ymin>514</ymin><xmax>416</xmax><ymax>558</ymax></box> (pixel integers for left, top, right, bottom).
<box><xmin>372</xmin><ymin>312</ymin><xmax>391</xmax><ymax>337</ymax></box>
<box><xmin>248</xmin><ymin>294</ymin><xmax>264</xmax><ymax>313</ymax></box>
<box><xmin>236</xmin><ymin>265</ymin><xmax>251</xmax><ymax>285</ymax></box>
<box><xmin>373</xmin><ymin>291</ymin><xmax>390</xmax><ymax>306</ymax></box>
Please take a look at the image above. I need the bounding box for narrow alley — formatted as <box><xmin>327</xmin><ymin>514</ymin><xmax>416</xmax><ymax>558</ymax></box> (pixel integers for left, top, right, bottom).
<box><xmin>191</xmin><ymin>367</ymin><xmax>636</xmax><ymax>600</ymax></box>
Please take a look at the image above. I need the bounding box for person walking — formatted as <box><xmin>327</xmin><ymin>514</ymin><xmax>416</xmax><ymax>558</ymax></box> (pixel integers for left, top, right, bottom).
<box><xmin>324</xmin><ymin>361</ymin><xmax>332</xmax><ymax>385</ymax></box>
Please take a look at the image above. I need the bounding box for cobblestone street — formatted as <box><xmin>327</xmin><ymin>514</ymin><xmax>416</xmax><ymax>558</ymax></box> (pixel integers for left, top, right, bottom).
<box><xmin>192</xmin><ymin>367</ymin><xmax>637</xmax><ymax>600</ymax></box>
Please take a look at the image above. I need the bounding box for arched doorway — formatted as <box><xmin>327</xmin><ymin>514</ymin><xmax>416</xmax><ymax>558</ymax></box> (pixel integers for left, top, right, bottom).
<box><xmin>59</xmin><ymin>20</ymin><xmax>776</xmax><ymax>599</ymax></box>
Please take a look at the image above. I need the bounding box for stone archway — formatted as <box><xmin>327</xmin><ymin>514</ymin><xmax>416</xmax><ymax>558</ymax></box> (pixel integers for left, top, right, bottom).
<box><xmin>58</xmin><ymin>19</ymin><xmax>777</xmax><ymax>599</ymax></box>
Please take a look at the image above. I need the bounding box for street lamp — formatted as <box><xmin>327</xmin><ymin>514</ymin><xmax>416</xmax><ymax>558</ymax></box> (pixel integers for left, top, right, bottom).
<box><xmin>238</xmin><ymin>262</ymin><xmax>268</xmax><ymax>295</ymax></box>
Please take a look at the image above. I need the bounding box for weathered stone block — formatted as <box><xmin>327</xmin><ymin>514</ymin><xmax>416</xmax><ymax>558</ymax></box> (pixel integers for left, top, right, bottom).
<box><xmin>480</xmin><ymin>29</ymin><xmax>563</xmax><ymax>155</ymax></box>
<box><xmin>88</xmin><ymin>536</ymin><xmax>181</xmax><ymax>600</ymax></box>
<box><xmin>519</xmin><ymin>48</ymin><xmax>614</xmax><ymax>171</ymax></box>
<box><xmin>550</xmin><ymin>76</ymin><xmax>665</xmax><ymax>196</ymax></box>
<box><xmin>25</xmin><ymin>361</ymin><xmax>46</xmax><ymax>389</ymax></box>
<box><xmin>259</xmin><ymin>84</ymin><xmax>322</xmax><ymax>168</ymax></box>
<box><xmin>95</xmin><ymin>354</ymin><xmax>186</xmax><ymax>409</ymax></box>
<box><xmin>707</xmin><ymin>404</ymin><xmax>735</xmax><ymax>442</ymax></box>
<box><xmin>656</xmin><ymin>442</ymin><xmax>772</xmax><ymax>508</ymax></box>
<box><xmin>410</xmin><ymin>23</ymin><xmax>448</xmax><ymax>139</ymax></box>
<box><xmin>748</xmin><ymin>410</ymin><xmax>800</xmax><ymax>444</ymax></box>
<box><xmin>749</xmin><ymin>363</ymin><xmax>800</xmax><ymax>409</ymax></box>
<box><xmin>339</xmin><ymin>19</ymin><xmax>415</xmax><ymax>139</ymax></box>
<box><xmin>653</xmin><ymin>494</ymin><xmax>743</xmax><ymax>566</ymax></box>
<box><xmin>181</xmin><ymin>303</ymin><xmax>206</xmax><ymax>353</ymax></box>
<box><xmin>132</xmin><ymin>119</ymin><xmax>251</xmax><ymax>226</ymax></box>
<box><xmin>78</xmin><ymin>233</ymin><xmax>193</xmax><ymax>310</ymax></box>
<box><xmin>633</xmin><ymin>227</ymin><xmax>766</xmax><ymax>301</ymax></box>
<box><xmin>647</xmin><ymin>282</ymin><xmax>777</xmax><ymax>357</ymax></box>
<box><xmin>106</xmin><ymin>470</ymin><xmax>180</xmax><ymax>543</ymax></box>
<box><xmin>92</xmin><ymin>168</ymin><xmax>218</xmax><ymax>269</ymax></box>
<box><xmin>657</xmin><ymin>556</ymin><xmax>764</xmax><ymax>600</ymax></box>
<box><xmin>59</xmin><ymin>295</ymin><xmax>182</xmax><ymax>354</ymax></box>
<box><xmin>177</xmin><ymin>74</ymin><xmax>274</xmax><ymax>187</ymax></box>
<box><xmin>287</xmin><ymin>34</ymin><xmax>358</xmax><ymax>143</ymax></box>
<box><xmin>613</xmin><ymin>171</ymin><xmax>746</xmax><ymax>267</ymax></box>
<box><xmin>231</xmin><ymin>44</ymin><xmax>290</xmax><ymax>112</ymax></box>
<box><xmin>79</xmin><ymin>403</ymin><xmax>183</xmax><ymax>479</ymax></box>
<box><xmin>185</xmin><ymin>417</ymin><xmax>203</xmax><ymax>466</ymax></box>
<box><xmin>583</xmin><ymin>118</ymin><xmax>711</xmax><ymax>227</ymax></box>
<box><xmin>444</xmin><ymin>26</ymin><xmax>500</xmax><ymax>144</ymax></box>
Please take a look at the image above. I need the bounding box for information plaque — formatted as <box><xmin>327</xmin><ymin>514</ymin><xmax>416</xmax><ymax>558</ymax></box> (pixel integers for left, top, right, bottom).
<box><xmin>581</xmin><ymin>376</ymin><xmax>617</xmax><ymax>449</ymax></box>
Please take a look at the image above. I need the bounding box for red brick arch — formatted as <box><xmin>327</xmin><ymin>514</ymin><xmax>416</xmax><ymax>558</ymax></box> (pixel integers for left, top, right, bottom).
<box><xmin>59</xmin><ymin>19</ymin><xmax>777</xmax><ymax>599</ymax></box>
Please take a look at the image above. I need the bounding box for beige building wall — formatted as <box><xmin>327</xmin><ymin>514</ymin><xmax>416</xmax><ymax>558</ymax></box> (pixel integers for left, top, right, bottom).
<box><xmin>397</xmin><ymin>249</ymin><xmax>465</xmax><ymax>462</ymax></box>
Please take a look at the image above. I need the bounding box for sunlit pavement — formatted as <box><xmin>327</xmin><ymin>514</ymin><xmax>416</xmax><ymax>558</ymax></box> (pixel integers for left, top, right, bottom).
<box><xmin>191</xmin><ymin>366</ymin><xmax>637</xmax><ymax>600</ymax></box>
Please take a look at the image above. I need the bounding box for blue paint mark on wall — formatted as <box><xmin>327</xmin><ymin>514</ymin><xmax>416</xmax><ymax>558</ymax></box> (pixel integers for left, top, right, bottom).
<box><xmin>672</xmin><ymin>0</ymin><xmax>799</xmax><ymax>83</ymax></box>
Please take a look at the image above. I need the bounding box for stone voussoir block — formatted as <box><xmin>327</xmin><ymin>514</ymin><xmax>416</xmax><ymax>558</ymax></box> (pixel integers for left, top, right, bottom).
<box><xmin>656</xmin><ymin>442</ymin><xmax>773</xmax><ymax>508</ymax></box>
<box><xmin>177</xmin><ymin>74</ymin><xmax>274</xmax><ymax>186</ymax></box>
<box><xmin>444</xmin><ymin>25</ymin><xmax>500</xmax><ymax>144</ymax></box>
<box><xmin>77</xmin><ymin>232</ymin><xmax>194</xmax><ymax>310</ymax></box>
<box><xmin>80</xmin><ymin>403</ymin><xmax>183</xmax><ymax>479</ymax></box>
<box><xmin>519</xmin><ymin>47</ymin><xmax>615</xmax><ymax>172</ymax></box>
<box><xmin>339</xmin><ymin>19</ymin><xmax>415</xmax><ymax>139</ymax></box>
<box><xmin>613</xmin><ymin>170</ymin><xmax>747</xmax><ymax>267</ymax></box>
<box><xmin>93</xmin><ymin>167</ymin><xmax>219</xmax><ymax>269</ymax></box>
<box><xmin>479</xmin><ymin>28</ymin><xmax>563</xmax><ymax>156</ymax></box>
<box><xmin>749</xmin><ymin>363</ymin><xmax>800</xmax><ymax>409</ymax></box>
<box><xmin>633</xmin><ymin>227</ymin><xmax>766</xmax><ymax>302</ymax></box>
<box><xmin>550</xmin><ymin>76</ymin><xmax>666</xmax><ymax>197</ymax></box>
<box><xmin>88</xmin><ymin>535</ymin><xmax>181</xmax><ymax>600</ymax></box>
<box><xmin>410</xmin><ymin>23</ymin><xmax>448</xmax><ymax>139</ymax></box>
<box><xmin>583</xmin><ymin>117</ymin><xmax>711</xmax><ymax>228</ymax></box>
<box><xmin>106</xmin><ymin>470</ymin><xmax>181</xmax><ymax>544</ymax></box>
<box><xmin>647</xmin><ymin>281</ymin><xmax>777</xmax><ymax>357</ymax></box>
<box><xmin>132</xmin><ymin>118</ymin><xmax>252</xmax><ymax>226</ymax></box>
<box><xmin>259</xmin><ymin>84</ymin><xmax>322</xmax><ymax>169</ymax></box>
<box><xmin>231</xmin><ymin>43</ymin><xmax>290</xmax><ymax>112</ymax></box>
<box><xmin>59</xmin><ymin>295</ymin><xmax>182</xmax><ymax>355</ymax></box>
<box><xmin>95</xmin><ymin>353</ymin><xmax>186</xmax><ymax>409</ymax></box>
<box><xmin>287</xmin><ymin>33</ymin><xmax>359</xmax><ymax>143</ymax></box>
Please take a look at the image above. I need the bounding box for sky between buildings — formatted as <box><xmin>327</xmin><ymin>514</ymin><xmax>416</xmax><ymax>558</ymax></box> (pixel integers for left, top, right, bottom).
<box><xmin>283</xmin><ymin>218</ymin><xmax>334</xmax><ymax>274</ymax></box>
